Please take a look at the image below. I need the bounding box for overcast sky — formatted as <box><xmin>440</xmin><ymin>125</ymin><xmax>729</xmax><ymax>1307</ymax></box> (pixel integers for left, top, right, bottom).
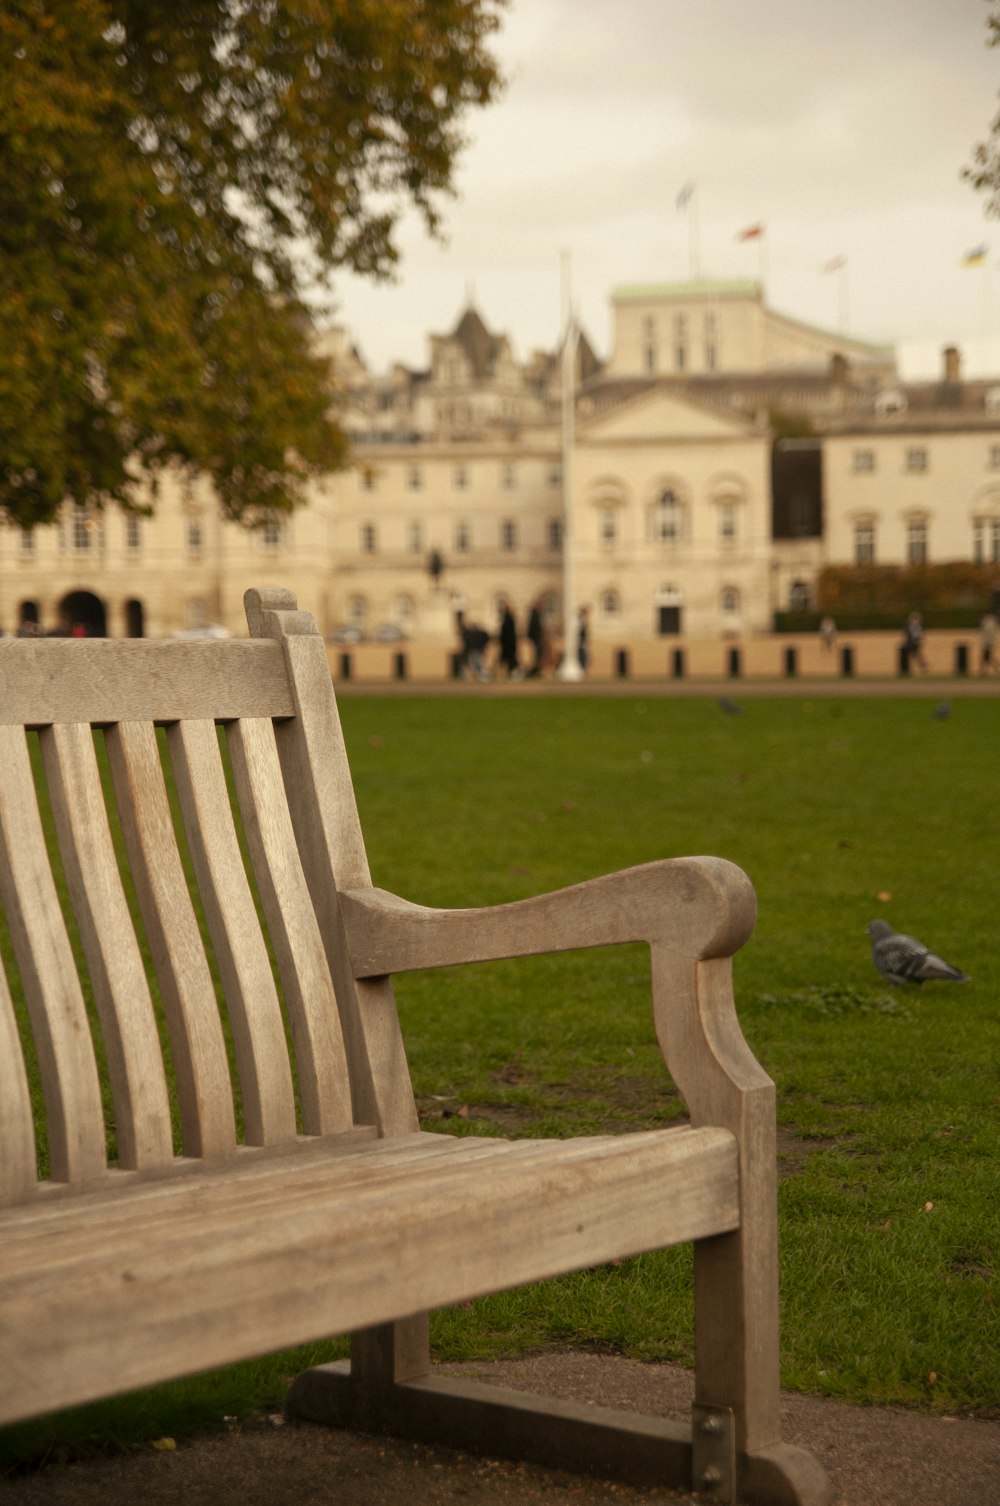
<box><xmin>327</xmin><ymin>0</ymin><xmax>1000</xmax><ymax>378</ymax></box>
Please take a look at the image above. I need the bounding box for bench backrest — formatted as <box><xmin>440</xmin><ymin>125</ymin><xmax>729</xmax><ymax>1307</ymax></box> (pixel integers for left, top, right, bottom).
<box><xmin>0</xmin><ymin>588</ymin><xmax>411</xmax><ymax>1208</ymax></box>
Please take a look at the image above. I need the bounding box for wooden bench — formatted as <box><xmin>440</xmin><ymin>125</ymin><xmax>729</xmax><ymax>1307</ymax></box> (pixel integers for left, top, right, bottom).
<box><xmin>0</xmin><ymin>588</ymin><xmax>829</xmax><ymax>1505</ymax></box>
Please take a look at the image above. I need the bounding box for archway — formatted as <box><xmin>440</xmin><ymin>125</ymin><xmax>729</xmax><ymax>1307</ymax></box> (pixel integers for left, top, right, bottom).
<box><xmin>17</xmin><ymin>600</ymin><xmax>40</xmax><ymax>635</ymax></box>
<box><xmin>58</xmin><ymin>590</ymin><xmax>106</xmax><ymax>638</ymax></box>
<box><xmin>125</xmin><ymin>598</ymin><xmax>145</xmax><ymax>638</ymax></box>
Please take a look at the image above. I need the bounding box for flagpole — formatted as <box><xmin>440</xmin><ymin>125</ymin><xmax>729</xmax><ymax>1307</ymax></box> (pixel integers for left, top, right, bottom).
<box><xmin>839</xmin><ymin>262</ymin><xmax>849</xmax><ymax>333</ymax></box>
<box><xmin>558</xmin><ymin>250</ymin><xmax>583</xmax><ymax>682</ymax></box>
<box><xmin>678</xmin><ymin>182</ymin><xmax>699</xmax><ymax>280</ymax></box>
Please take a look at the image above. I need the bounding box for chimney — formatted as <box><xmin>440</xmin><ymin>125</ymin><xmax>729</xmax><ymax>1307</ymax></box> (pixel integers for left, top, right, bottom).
<box><xmin>943</xmin><ymin>346</ymin><xmax>961</xmax><ymax>383</ymax></box>
<box><xmin>830</xmin><ymin>352</ymin><xmax>849</xmax><ymax>386</ymax></box>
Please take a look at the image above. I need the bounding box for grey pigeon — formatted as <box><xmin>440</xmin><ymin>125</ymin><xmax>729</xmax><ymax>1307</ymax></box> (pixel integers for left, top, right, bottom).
<box><xmin>718</xmin><ymin>696</ymin><xmax>742</xmax><ymax>716</ymax></box>
<box><xmin>865</xmin><ymin>920</ymin><xmax>970</xmax><ymax>985</ymax></box>
<box><xmin>932</xmin><ymin>701</ymin><xmax>951</xmax><ymax>720</ymax></box>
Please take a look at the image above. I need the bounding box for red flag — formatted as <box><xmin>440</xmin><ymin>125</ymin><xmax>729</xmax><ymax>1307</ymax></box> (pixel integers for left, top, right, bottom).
<box><xmin>736</xmin><ymin>223</ymin><xmax>764</xmax><ymax>240</ymax></box>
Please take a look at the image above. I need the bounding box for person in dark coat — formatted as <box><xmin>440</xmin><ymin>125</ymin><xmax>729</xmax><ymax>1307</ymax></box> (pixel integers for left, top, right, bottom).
<box><xmin>496</xmin><ymin>598</ymin><xmax>520</xmax><ymax>678</ymax></box>
<box><xmin>525</xmin><ymin>600</ymin><xmax>545</xmax><ymax>677</ymax></box>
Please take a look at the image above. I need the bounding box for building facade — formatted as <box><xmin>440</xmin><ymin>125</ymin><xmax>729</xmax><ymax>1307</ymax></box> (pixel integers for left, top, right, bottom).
<box><xmin>2</xmin><ymin>285</ymin><xmax>998</xmax><ymax>650</ymax></box>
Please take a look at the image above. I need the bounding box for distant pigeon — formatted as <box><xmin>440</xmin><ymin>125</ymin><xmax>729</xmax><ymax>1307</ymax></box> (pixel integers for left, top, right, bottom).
<box><xmin>932</xmin><ymin>701</ymin><xmax>951</xmax><ymax>720</ymax></box>
<box><xmin>718</xmin><ymin>696</ymin><xmax>742</xmax><ymax>716</ymax></box>
<box><xmin>865</xmin><ymin>920</ymin><xmax>970</xmax><ymax>985</ymax></box>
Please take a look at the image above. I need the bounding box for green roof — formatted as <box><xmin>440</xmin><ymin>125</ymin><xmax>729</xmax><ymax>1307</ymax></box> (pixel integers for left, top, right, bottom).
<box><xmin>611</xmin><ymin>279</ymin><xmax>762</xmax><ymax>302</ymax></box>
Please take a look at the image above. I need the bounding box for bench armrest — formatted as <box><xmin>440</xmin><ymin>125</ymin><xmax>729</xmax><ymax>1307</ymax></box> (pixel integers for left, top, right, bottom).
<box><xmin>339</xmin><ymin>857</ymin><xmax>756</xmax><ymax>977</ymax></box>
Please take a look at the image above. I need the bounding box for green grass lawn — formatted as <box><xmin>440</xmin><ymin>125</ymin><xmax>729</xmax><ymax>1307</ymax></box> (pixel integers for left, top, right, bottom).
<box><xmin>3</xmin><ymin>693</ymin><xmax>998</xmax><ymax>1469</ymax></box>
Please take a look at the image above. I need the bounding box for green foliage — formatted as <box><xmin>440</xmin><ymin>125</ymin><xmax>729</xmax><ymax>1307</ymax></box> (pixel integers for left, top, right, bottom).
<box><xmin>768</xmin><ymin>407</ymin><xmax>816</xmax><ymax>440</ymax></box>
<box><xmin>965</xmin><ymin>2</ymin><xmax>1000</xmax><ymax>215</ymax></box>
<box><xmin>0</xmin><ymin>0</ymin><xmax>506</xmax><ymax>525</ymax></box>
<box><xmin>816</xmin><ymin>563</ymin><xmax>996</xmax><ymax>621</ymax></box>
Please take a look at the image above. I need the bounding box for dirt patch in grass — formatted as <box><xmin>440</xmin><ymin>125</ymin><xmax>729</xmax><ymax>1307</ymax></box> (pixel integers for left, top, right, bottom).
<box><xmin>417</xmin><ymin>1066</ymin><xmax>829</xmax><ymax>1178</ymax></box>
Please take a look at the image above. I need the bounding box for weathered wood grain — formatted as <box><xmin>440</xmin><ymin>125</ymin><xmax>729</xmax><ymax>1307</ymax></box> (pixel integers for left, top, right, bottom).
<box><xmin>0</xmin><ymin>639</ymin><xmax>293</xmax><ymax>725</ymax></box>
<box><xmin>0</xmin><ymin>725</ymin><xmax>106</xmax><ymax>1184</ymax></box>
<box><xmin>167</xmin><ymin>719</ymin><xmax>297</xmax><ymax>1147</ymax></box>
<box><xmin>226</xmin><ymin>717</ymin><xmax>353</xmax><ymax>1136</ymax></box>
<box><xmin>41</xmin><ymin>723</ymin><xmax>174</xmax><ymax>1171</ymax></box>
<box><xmin>0</xmin><ymin>1126</ymin><xmax>737</xmax><ymax>1426</ymax></box>
<box><xmin>105</xmin><ymin>721</ymin><xmax>237</xmax><ymax>1160</ymax></box>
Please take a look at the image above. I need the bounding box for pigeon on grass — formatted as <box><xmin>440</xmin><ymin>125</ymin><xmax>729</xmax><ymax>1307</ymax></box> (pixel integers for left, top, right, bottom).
<box><xmin>865</xmin><ymin>920</ymin><xmax>970</xmax><ymax>985</ymax></box>
<box><xmin>718</xmin><ymin>696</ymin><xmax>742</xmax><ymax>716</ymax></box>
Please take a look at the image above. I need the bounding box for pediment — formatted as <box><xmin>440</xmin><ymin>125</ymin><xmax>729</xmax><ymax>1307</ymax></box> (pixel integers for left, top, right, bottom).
<box><xmin>579</xmin><ymin>387</ymin><xmax>758</xmax><ymax>443</ymax></box>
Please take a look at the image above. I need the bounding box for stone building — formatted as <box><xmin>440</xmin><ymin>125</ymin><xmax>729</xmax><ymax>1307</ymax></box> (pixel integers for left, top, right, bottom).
<box><xmin>2</xmin><ymin>284</ymin><xmax>997</xmax><ymax>653</ymax></box>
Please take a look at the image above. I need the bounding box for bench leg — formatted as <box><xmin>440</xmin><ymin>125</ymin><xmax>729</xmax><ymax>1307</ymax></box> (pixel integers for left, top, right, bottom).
<box><xmin>286</xmin><ymin>1324</ymin><xmax>830</xmax><ymax>1505</ymax></box>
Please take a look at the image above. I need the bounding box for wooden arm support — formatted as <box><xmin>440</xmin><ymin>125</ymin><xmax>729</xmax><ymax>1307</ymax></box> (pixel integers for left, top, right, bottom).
<box><xmin>339</xmin><ymin>856</ymin><xmax>756</xmax><ymax>978</ymax></box>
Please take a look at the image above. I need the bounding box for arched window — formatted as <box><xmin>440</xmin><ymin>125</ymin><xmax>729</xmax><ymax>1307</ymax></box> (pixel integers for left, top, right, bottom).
<box><xmin>598</xmin><ymin>506</ymin><xmax>618</xmax><ymax>545</ymax></box>
<box><xmin>650</xmin><ymin>489</ymin><xmax>683</xmax><ymax>543</ymax></box>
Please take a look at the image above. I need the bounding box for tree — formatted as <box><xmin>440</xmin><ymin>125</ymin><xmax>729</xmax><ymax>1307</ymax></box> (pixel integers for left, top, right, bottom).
<box><xmin>966</xmin><ymin>4</ymin><xmax>1000</xmax><ymax>222</ymax></box>
<box><xmin>0</xmin><ymin>0</ymin><xmax>506</xmax><ymax>526</ymax></box>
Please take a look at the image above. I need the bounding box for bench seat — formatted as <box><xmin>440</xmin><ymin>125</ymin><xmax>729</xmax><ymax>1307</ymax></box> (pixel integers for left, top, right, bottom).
<box><xmin>0</xmin><ymin>1125</ymin><xmax>736</xmax><ymax>1427</ymax></box>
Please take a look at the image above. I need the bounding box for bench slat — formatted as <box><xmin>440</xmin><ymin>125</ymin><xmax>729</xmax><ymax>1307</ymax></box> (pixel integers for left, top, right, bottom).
<box><xmin>3</xmin><ymin>1129</ymin><xmax>633</xmax><ymax>1240</ymax></box>
<box><xmin>0</xmin><ymin>725</ymin><xmax>106</xmax><ymax>1184</ymax></box>
<box><xmin>0</xmin><ymin>638</ymin><xmax>294</xmax><ymax>725</ymax></box>
<box><xmin>105</xmin><ymin>721</ymin><xmax>237</xmax><ymax>1161</ymax></box>
<box><xmin>167</xmin><ymin>720</ymin><xmax>298</xmax><ymax>1147</ymax></box>
<box><xmin>0</xmin><ymin>1127</ymin><xmax>738</xmax><ymax>1426</ymax></box>
<box><xmin>40</xmin><ymin>724</ymin><xmax>175</xmax><ymax>1171</ymax></box>
<box><xmin>226</xmin><ymin>718</ymin><xmax>353</xmax><ymax>1135</ymax></box>
<box><xmin>0</xmin><ymin>961</ymin><xmax>37</xmax><ymax>1204</ymax></box>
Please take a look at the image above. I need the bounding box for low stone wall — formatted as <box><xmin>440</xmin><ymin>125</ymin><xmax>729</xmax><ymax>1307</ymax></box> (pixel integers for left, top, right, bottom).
<box><xmin>325</xmin><ymin>630</ymin><xmax>988</xmax><ymax>685</ymax></box>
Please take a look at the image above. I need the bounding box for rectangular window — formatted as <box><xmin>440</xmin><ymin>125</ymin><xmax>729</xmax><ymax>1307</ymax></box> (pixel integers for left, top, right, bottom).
<box><xmin>20</xmin><ymin>529</ymin><xmax>35</xmax><ymax>555</ymax></box>
<box><xmin>187</xmin><ymin>520</ymin><xmax>203</xmax><ymax>558</ymax></box>
<box><xmin>705</xmin><ymin>343</ymin><xmax>717</xmax><ymax>371</ymax></box>
<box><xmin>261</xmin><ymin>517</ymin><xmax>282</xmax><ymax>550</ymax></box>
<box><xmin>72</xmin><ymin>508</ymin><xmax>92</xmax><ymax>551</ymax></box>
<box><xmin>454</xmin><ymin>520</ymin><xmax>470</xmax><ymax>553</ymax></box>
<box><xmin>853</xmin><ymin>450</ymin><xmax>875</xmax><ymax>473</ymax></box>
<box><xmin>675</xmin><ymin>345</ymin><xmax>686</xmax><ymax>371</ymax></box>
<box><xmin>406</xmin><ymin>466</ymin><xmax>422</xmax><ymax>490</ymax></box>
<box><xmin>599</xmin><ymin>509</ymin><xmax>618</xmax><ymax>544</ymax></box>
<box><xmin>500</xmin><ymin>519</ymin><xmax>517</xmax><ymax>551</ymax></box>
<box><xmin>905</xmin><ymin>447</ymin><xmax>928</xmax><ymax>473</ymax></box>
<box><xmin>406</xmin><ymin>520</ymin><xmax>423</xmax><ymax>553</ymax></box>
<box><xmin>548</xmin><ymin>518</ymin><xmax>563</xmax><ymax>550</ymax></box>
<box><xmin>361</xmin><ymin>523</ymin><xmax>377</xmax><ymax>554</ymax></box>
<box><xmin>907</xmin><ymin>520</ymin><xmax>927</xmax><ymax>563</ymax></box>
<box><xmin>125</xmin><ymin>515</ymin><xmax>141</xmax><ymax>552</ymax></box>
<box><xmin>719</xmin><ymin>504</ymin><xmax>737</xmax><ymax>541</ymax></box>
<box><xmin>501</xmin><ymin>463</ymin><xmax>516</xmax><ymax>489</ymax></box>
<box><xmin>644</xmin><ymin>346</ymin><xmax>657</xmax><ymax>373</ymax></box>
<box><xmin>652</xmin><ymin>494</ymin><xmax>682</xmax><ymax>543</ymax></box>
<box><xmin>854</xmin><ymin>522</ymin><xmax>875</xmax><ymax>565</ymax></box>
<box><xmin>549</xmin><ymin>466</ymin><xmax>562</xmax><ymax>487</ymax></box>
<box><xmin>973</xmin><ymin>518</ymin><xmax>1000</xmax><ymax>563</ymax></box>
<box><xmin>453</xmin><ymin>466</ymin><xmax>468</xmax><ymax>490</ymax></box>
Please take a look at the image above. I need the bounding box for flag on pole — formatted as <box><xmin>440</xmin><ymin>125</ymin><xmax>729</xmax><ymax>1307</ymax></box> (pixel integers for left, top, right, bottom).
<box><xmin>962</xmin><ymin>245</ymin><xmax>988</xmax><ymax>267</ymax></box>
<box><xmin>676</xmin><ymin>181</ymin><xmax>695</xmax><ymax>210</ymax></box>
<box><xmin>736</xmin><ymin>223</ymin><xmax>764</xmax><ymax>241</ymax></box>
<box><xmin>822</xmin><ymin>256</ymin><xmax>846</xmax><ymax>272</ymax></box>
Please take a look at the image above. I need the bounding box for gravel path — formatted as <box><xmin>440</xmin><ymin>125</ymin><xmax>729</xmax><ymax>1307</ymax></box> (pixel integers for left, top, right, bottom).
<box><xmin>3</xmin><ymin>1352</ymin><xmax>997</xmax><ymax>1506</ymax></box>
